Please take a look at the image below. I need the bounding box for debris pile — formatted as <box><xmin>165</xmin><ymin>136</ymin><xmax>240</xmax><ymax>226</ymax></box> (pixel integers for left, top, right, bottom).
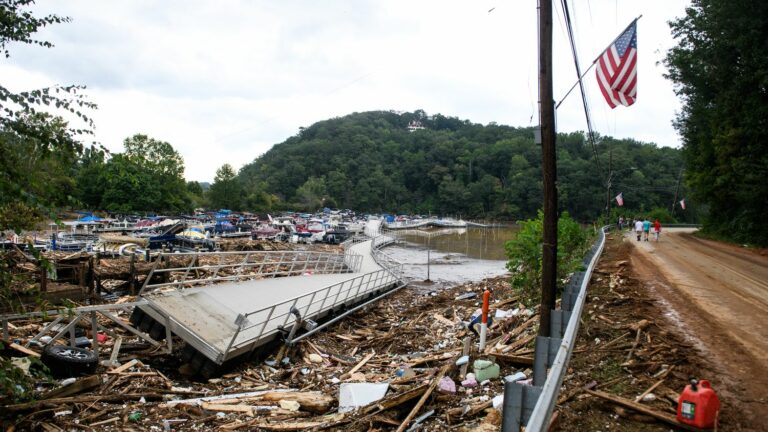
<box><xmin>554</xmin><ymin>234</ymin><xmax>741</xmax><ymax>431</ymax></box>
<box><xmin>0</xmin><ymin>275</ymin><xmax>551</xmax><ymax>431</ymax></box>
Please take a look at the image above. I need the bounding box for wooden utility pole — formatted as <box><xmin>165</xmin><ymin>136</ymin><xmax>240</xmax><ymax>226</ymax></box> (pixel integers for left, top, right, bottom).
<box><xmin>539</xmin><ymin>0</ymin><xmax>557</xmax><ymax>337</ymax></box>
<box><xmin>671</xmin><ymin>166</ymin><xmax>684</xmax><ymax>216</ymax></box>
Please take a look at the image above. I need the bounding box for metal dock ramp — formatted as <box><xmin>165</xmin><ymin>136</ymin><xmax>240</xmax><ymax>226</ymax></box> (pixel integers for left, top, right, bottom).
<box><xmin>133</xmin><ymin>220</ymin><xmax>404</xmax><ymax>369</ymax></box>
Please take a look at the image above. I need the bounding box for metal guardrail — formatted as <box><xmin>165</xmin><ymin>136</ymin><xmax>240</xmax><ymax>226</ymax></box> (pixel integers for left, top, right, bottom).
<box><xmin>503</xmin><ymin>225</ymin><xmax>610</xmax><ymax>431</ymax></box>
<box><xmin>139</xmin><ymin>250</ymin><xmax>363</xmax><ymax>295</ymax></box>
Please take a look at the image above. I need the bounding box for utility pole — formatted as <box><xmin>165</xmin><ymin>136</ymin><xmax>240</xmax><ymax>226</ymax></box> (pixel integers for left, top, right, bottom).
<box><xmin>539</xmin><ymin>0</ymin><xmax>557</xmax><ymax>338</ymax></box>
<box><xmin>605</xmin><ymin>148</ymin><xmax>613</xmax><ymax>217</ymax></box>
<box><xmin>671</xmin><ymin>166</ymin><xmax>684</xmax><ymax>217</ymax></box>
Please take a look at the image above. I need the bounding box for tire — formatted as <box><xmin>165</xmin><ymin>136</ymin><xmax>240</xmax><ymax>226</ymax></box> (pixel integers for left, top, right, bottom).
<box><xmin>181</xmin><ymin>344</ymin><xmax>197</xmax><ymax>363</ymax></box>
<box><xmin>149</xmin><ymin>320</ymin><xmax>166</xmax><ymax>341</ymax></box>
<box><xmin>199</xmin><ymin>359</ymin><xmax>221</xmax><ymax>380</ymax></box>
<box><xmin>138</xmin><ymin>315</ymin><xmax>155</xmax><ymax>332</ymax></box>
<box><xmin>129</xmin><ymin>308</ymin><xmax>145</xmax><ymax>326</ymax></box>
<box><xmin>41</xmin><ymin>344</ymin><xmax>99</xmax><ymax>378</ymax></box>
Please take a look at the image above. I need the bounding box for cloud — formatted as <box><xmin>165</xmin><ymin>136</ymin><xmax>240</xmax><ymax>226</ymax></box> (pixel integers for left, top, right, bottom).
<box><xmin>4</xmin><ymin>0</ymin><xmax>689</xmax><ymax>181</ymax></box>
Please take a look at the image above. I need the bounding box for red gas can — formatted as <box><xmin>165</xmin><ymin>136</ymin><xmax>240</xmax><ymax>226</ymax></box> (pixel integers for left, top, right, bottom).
<box><xmin>677</xmin><ymin>378</ymin><xmax>721</xmax><ymax>429</ymax></box>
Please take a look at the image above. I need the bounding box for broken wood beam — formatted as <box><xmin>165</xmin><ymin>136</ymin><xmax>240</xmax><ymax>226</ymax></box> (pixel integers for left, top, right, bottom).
<box><xmin>585</xmin><ymin>389</ymin><xmax>698</xmax><ymax>431</ymax></box>
<box><xmin>3</xmin><ymin>393</ymin><xmax>164</xmax><ymax>412</ymax></box>
<box><xmin>259</xmin><ymin>391</ymin><xmax>334</xmax><ymax>414</ymax></box>
<box><xmin>395</xmin><ymin>356</ymin><xmax>456</xmax><ymax>432</ymax></box>
<box><xmin>40</xmin><ymin>375</ymin><xmax>102</xmax><ymax>400</ymax></box>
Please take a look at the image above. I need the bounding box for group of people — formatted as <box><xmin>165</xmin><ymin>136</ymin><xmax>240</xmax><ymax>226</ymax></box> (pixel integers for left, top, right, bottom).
<box><xmin>617</xmin><ymin>216</ymin><xmax>662</xmax><ymax>242</ymax></box>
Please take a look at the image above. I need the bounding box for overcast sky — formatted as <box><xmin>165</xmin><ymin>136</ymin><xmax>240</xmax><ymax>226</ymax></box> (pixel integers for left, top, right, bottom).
<box><xmin>2</xmin><ymin>1</ymin><xmax>690</xmax><ymax>182</ymax></box>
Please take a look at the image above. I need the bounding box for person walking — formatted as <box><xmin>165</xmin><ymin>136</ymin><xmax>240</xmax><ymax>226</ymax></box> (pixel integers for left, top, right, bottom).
<box><xmin>642</xmin><ymin>218</ymin><xmax>651</xmax><ymax>241</ymax></box>
<box><xmin>653</xmin><ymin>219</ymin><xmax>661</xmax><ymax>242</ymax></box>
<box><xmin>634</xmin><ymin>218</ymin><xmax>643</xmax><ymax>241</ymax></box>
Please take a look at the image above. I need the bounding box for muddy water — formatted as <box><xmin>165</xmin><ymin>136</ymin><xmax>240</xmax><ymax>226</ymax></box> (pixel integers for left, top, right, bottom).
<box><xmin>384</xmin><ymin>226</ymin><xmax>518</xmax><ymax>288</ymax></box>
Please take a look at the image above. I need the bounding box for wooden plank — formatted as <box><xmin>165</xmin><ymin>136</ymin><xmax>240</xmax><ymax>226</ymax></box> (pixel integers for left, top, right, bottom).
<box><xmin>635</xmin><ymin>366</ymin><xmax>675</xmax><ymax>403</ymax></box>
<box><xmin>491</xmin><ymin>352</ymin><xmax>534</xmax><ymax>366</ymax></box>
<box><xmin>7</xmin><ymin>342</ymin><xmax>41</xmax><ymax>358</ymax></box>
<box><xmin>201</xmin><ymin>402</ymin><xmax>255</xmax><ymax>415</ymax></box>
<box><xmin>395</xmin><ymin>356</ymin><xmax>456</xmax><ymax>432</ymax></box>
<box><xmin>108</xmin><ymin>358</ymin><xmax>139</xmax><ymax>374</ymax></box>
<box><xmin>40</xmin><ymin>375</ymin><xmax>101</xmax><ymax>400</ymax></box>
<box><xmin>585</xmin><ymin>389</ymin><xmax>698</xmax><ymax>431</ymax></box>
<box><xmin>340</xmin><ymin>351</ymin><xmax>375</xmax><ymax>380</ymax></box>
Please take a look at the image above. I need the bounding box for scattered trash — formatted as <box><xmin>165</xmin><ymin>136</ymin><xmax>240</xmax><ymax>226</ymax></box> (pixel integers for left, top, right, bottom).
<box><xmin>455</xmin><ymin>355</ymin><xmax>470</xmax><ymax>366</ymax></box>
<box><xmin>438</xmin><ymin>376</ymin><xmax>456</xmax><ymax>393</ymax></box>
<box><xmin>308</xmin><ymin>353</ymin><xmax>323</xmax><ymax>363</ymax></box>
<box><xmin>504</xmin><ymin>371</ymin><xmax>527</xmax><ymax>383</ymax></box>
<box><xmin>455</xmin><ymin>292</ymin><xmax>478</xmax><ymax>300</ymax></box>
<box><xmin>11</xmin><ymin>357</ymin><xmax>33</xmax><ymax>376</ymax></box>
<box><xmin>473</xmin><ymin>359</ymin><xmax>500</xmax><ymax>382</ymax></box>
<box><xmin>338</xmin><ymin>383</ymin><xmax>389</xmax><ymax>413</ymax></box>
<box><xmin>127</xmin><ymin>411</ymin><xmax>142</xmax><ymax>422</ymax></box>
<box><xmin>407</xmin><ymin>409</ymin><xmax>436</xmax><ymax>431</ymax></box>
<box><xmin>279</xmin><ymin>399</ymin><xmax>301</xmax><ymax>411</ymax></box>
<box><xmin>492</xmin><ymin>394</ymin><xmax>505</xmax><ymax>410</ymax></box>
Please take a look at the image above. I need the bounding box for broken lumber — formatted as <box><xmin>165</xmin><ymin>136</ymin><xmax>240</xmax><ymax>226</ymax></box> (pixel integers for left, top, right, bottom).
<box><xmin>585</xmin><ymin>389</ymin><xmax>698</xmax><ymax>431</ymax></box>
<box><xmin>635</xmin><ymin>366</ymin><xmax>675</xmax><ymax>403</ymax></box>
<box><xmin>445</xmin><ymin>400</ymin><xmax>493</xmax><ymax>424</ymax></box>
<box><xmin>395</xmin><ymin>356</ymin><xmax>456</xmax><ymax>432</ymax></box>
<box><xmin>340</xmin><ymin>351</ymin><xmax>375</xmax><ymax>380</ymax></box>
<box><xmin>40</xmin><ymin>375</ymin><xmax>102</xmax><ymax>400</ymax></box>
<box><xmin>260</xmin><ymin>391</ymin><xmax>334</xmax><ymax>414</ymax></box>
<box><xmin>7</xmin><ymin>342</ymin><xmax>40</xmax><ymax>358</ymax></box>
<box><xmin>363</xmin><ymin>383</ymin><xmax>429</xmax><ymax>415</ymax></box>
<box><xmin>3</xmin><ymin>393</ymin><xmax>164</xmax><ymax>412</ymax></box>
<box><xmin>491</xmin><ymin>352</ymin><xmax>534</xmax><ymax>366</ymax></box>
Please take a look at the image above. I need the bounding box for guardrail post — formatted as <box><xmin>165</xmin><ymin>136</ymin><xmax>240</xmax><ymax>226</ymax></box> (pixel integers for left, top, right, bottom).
<box><xmin>533</xmin><ymin>335</ymin><xmax>562</xmax><ymax>386</ymax></box>
<box><xmin>501</xmin><ymin>381</ymin><xmax>543</xmax><ymax>431</ymax></box>
<box><xmin>549</xmin><ymin>309</ymin><xmax>571</xmax><ymax>339</ymax></box>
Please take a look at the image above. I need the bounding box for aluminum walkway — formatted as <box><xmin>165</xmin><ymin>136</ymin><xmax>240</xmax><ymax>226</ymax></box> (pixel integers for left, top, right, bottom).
<box><xmin>135</xmin><ymin>220</ymin><xmax>404</xmax><ymax>365</ymax></box>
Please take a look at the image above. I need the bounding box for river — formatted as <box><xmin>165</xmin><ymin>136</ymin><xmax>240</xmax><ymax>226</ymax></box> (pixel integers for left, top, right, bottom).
<box><xmin>383</xmin><ymin>226</ymin><xmax>518</xmax><ymax>288</ymax></box>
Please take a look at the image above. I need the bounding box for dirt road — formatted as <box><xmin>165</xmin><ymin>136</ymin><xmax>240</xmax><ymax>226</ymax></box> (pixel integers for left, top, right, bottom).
<box><xmin>629</xmin><ymin>228</ymin><xmax>768</xmax><ymax>424</ymax></box>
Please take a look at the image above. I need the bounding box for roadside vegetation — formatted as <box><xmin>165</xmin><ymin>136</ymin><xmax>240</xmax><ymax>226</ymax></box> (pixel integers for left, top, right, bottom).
<box><xmin>504</xmin><ymin>211</ymin><xmax>591</xmax><ymax>306</ymax></box>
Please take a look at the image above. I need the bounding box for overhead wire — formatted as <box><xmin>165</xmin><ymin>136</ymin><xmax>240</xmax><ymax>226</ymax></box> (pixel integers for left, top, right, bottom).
<box><xmin>558</xmin><ymin>0</ymin><xmax>607</xmax><ymax>185</ymax></box>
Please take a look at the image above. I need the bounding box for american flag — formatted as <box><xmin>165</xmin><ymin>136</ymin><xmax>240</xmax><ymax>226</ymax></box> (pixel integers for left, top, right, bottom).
<box><xmin>596</xmin><ymin>21</ymin><xmax>637</xmax><ymax>108</ymax></box>
<box><xmin>615</xmin><ymin>192</ymin><xmax>624</xmax><ymax>206</ymax></box>
<box><xmin>680</xmin><ymin>199</ymin><xmax>686</xmax><ymax>210</ymax></box>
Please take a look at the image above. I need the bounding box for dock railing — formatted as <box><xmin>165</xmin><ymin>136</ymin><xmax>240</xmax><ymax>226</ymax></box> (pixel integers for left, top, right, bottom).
<box><xmin>221</xmin><ymin>231</ymin><xmax>405</xmax><ymax>362</ymax></box>
<box><xmin>139</xmin><ymin>250</ymin><xmax>362</xmax><ymax>295</ymax></box>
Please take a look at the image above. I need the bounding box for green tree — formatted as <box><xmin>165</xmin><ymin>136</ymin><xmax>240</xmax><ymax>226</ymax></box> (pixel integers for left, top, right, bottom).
<box><xmin>665</xmin><ymin>0</ymin><xmax>768</xmax><ymax>245</ymax></box>
<box><xmin>122</xmin><ymin>134</ymin><xmax>189</xmax><ymax>211</ymax></box>
<box><xmin>208</xmin><ymin>164</ymin><xmax>242</xmax><ymax>210</ymax></box>
<box><xmin>505</xmin><ymin>211</ymin><xmax>590</xmax><ymax>305</ymax></box>
<box><xmin>0</xmin><ymin>0</ymin><xmax>94</xmax><ymax>402</ymax></box>
<box><xmin>295</xmin><ymin>176</ymin><xmax>327</xmax><ymax>211</ymax></box>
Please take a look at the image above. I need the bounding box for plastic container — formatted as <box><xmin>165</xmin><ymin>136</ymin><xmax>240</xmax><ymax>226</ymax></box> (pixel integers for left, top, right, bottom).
<box><xmin>677</xmin><ymin>378</ymin><xmax>720</xmax><ymax>429</ymax></box>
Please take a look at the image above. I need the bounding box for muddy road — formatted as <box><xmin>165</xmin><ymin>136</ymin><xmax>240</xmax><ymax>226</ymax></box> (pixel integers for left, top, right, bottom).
<box><xmin>629</xmin><ymin>228</ymin><xmax>768</xmax><ymax>424</ymax></box>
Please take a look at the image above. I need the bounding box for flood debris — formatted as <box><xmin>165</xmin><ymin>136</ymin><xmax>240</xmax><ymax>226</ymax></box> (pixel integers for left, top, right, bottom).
<box><xmin>0</xmin><ymin>271</ymin><xmax>555</xmax><ymax>430</ymax></box>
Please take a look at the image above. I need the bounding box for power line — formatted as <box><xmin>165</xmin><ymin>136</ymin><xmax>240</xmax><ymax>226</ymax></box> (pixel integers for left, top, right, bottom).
<box><xmin>559</xmin><ymin>0</ymin><xmax>606</xmax><ymax>186</ymax></box>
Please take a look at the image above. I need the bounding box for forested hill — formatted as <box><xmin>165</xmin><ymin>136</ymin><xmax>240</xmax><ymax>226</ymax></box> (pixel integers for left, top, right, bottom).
<box><xmin>237</xmin><ymin>110</ymin><xmax>686</xmax><ymax>222</ymax></box>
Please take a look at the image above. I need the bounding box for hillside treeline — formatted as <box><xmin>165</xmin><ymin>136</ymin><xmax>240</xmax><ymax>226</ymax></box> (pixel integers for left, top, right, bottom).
<box><xmin>233</xmin><ymin>110</ymin><xmax>688</xmax><ymax>222</ymax></box>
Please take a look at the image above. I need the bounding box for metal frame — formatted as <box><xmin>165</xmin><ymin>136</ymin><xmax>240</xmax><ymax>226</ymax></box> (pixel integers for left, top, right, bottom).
<box><xmin>1</xmin><ymin>301</ymin><xmax>170</xmax><ymax>360</ymax></box>
<box><xmin>502</xmin><ymin>225</ymin><xmax>609</xmax><ymax>431</ymax></box>
<box><xmin>136</xmin><ymin>224</ymin><xmax>406</xmax><ymax>365</ymax></box>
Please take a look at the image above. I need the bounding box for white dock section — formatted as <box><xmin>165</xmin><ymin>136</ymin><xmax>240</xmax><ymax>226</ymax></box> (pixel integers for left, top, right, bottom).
<box><xmin>138</xmin><ymin>220</ymin><xmax>402</xmax><ymax>363</ymax></box>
